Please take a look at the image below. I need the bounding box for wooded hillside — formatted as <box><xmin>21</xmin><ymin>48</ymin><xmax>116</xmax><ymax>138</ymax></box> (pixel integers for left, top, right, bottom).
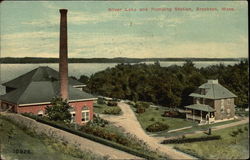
<box><xmin>85</xmin><ymin>60</ymin><xmax>248</xmax><ymax>108</ymax></box>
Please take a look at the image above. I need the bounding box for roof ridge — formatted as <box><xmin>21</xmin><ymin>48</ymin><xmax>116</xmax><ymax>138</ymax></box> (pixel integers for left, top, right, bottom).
<box><xmin>17</xmin><ymin>82</ymin><xmax>33</xmax><ymax>104</ymax></box>
<box><xmin>3</xmin><ymin>67</ymin><xmax>38</xmax><ymax>87</ymax></box>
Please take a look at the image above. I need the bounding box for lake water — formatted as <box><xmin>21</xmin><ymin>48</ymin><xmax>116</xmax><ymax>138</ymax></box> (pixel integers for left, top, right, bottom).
<box><xmin>0</xmin><ymin>61</ymin><xmax>240</xmax><ymax>84</ymax></box>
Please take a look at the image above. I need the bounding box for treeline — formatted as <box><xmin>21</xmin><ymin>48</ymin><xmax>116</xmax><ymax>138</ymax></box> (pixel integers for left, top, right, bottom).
<box><xmin>85</xmin><ymin>60</ymin><xmax>248</xmax><ymax>108</ymax></box>
<box><xmin>0</xmin><ymin>57</ymin><xmax>246</xmax><ymax>64</ymax></box>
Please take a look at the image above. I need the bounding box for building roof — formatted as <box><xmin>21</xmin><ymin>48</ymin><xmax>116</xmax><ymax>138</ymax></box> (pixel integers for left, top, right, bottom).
<box><xmin>185</xmin><ymin>104</ymin><xmax>215</xmax><ymax>112</ymax></box>
<box><xmin>189</xmin><ymin>79</ymin><xmax>237</xmax><ymax>99</ymax></box>
<box><xmin>0</xmin><ymin>66</ymin><xmax>96</xmax><ymax>105</ymax></box>
<box><xmin>2</xmin><ymin>66</ymin><xmax>83</xmax><ymax>88</ymax></box>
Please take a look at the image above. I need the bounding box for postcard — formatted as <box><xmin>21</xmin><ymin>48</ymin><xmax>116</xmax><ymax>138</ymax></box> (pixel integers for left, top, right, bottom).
<box><xmin>0</xmin><ymin>1</ymin><xmax>248</xmax><ymax>160</ymax></box>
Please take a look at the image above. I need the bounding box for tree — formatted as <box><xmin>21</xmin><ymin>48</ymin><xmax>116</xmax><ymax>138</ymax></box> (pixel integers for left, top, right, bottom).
<box><xmin>78</xmin><ymin>75</ymin><xmax>89</xmax><ymax>84</ymax></box>
<box><xmin>45</xmin><ymin>97</ymin><xmax>71</xmax><ymax>122</ymax></box>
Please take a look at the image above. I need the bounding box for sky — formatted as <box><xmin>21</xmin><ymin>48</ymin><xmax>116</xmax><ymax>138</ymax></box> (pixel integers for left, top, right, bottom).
<box><xmin>0</xmin><ymin>1</ymin><xmax>248</xmax><ymax>58</ymax></box>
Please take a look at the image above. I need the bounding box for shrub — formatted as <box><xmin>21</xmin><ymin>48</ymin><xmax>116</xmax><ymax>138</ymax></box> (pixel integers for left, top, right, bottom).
<box><xmin>150</xmin><ymin>118</ymin><xmax>155</xmax><ymax>121</ymax></box>
<box><xmin>230</xmin><ymin>131</ymin><xmax>239</xmax><ymax>137</ymax></box>
<box><xmin>162</xmin><ymin>111</ymin><xmax>181</xmax><ymax>118</ymax></box>
<box><xmin>107</xmin><ymin>101</ymin><xmax>118</xmax><ymax>106</ymax></box>
<box><xmin>103</xmin><ymin>107</ymin><xmax>121</xmax><ymax>115</ymax></box>
<box><xmin>87</xmin><ymin>114</ymin><xmax>109</xmax><ymax>127</ymax></box>
<box><xmin>135</xmin><ymin>102</ymin><xmax>150</xmax><ymax>109</ymax></box>
<box><xmin>146</xmin><ymin>122</ymin><xmax>169</xmax><ymax>132</ymax></box>
<box><xmin>244</xmin><ymin>126</ymin><xmax>248</xmax><ymax>131</ymax></box>
<box><xmin>136</xmin><ymin>107</ymin><xmax>145</xmax><ymax>114</ymax></box>
<box><xmin>45</xmin><ymin>97</ymin><xmax>71</xmax><ymax>122</ymax></box>
<box><xmin>97</xmin><ymin>98</ymin><xmax>105</xmax><ymax>104</ymax></box>
<box><xmin>237</xmin><ymin>128</ymin><xmax>243</xmax><ymax>133</ymax></box>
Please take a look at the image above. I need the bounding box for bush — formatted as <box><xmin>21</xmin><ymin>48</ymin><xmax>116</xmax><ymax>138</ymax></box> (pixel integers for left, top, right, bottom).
<box><xmin>136</xmin><ymin>107</ymin><xmax>146</xmax><ymax>114</ymax></box>
<box><xmin>237</xmin><ymin>128</ymin><xmax>243</xmax><ymax>133</ymax></box>
<box><xmin>45</xmin><ymin>97</ymin><xmax>71</xmax><ymax>122</ymax></box>
<box><xmin>146</xmin><ymin>122</ymin><xmax>169</xmax><ymax>132</ymax></box>
<box><xmin>97</xmin><ymin>98</ymin><xmax>105</xmax><ymax>104</ymax></box>
<box><xmin>107</xmin><ymin>101</ymin><xmax>118</xmax><ymax>106</ymax></box>
<box><xmin>244</xmin><ymin>126</ymin><xmax>248</xmax><ymax>131</ymax></box>
<box><xmin>102</xmin><ymin>107</ymin><xmax>121</xmax><ymax>115</ymax></box>
<box><xmin>230</xmin><ymin>131</ymin><xmax>239</xmax><ymax>137</ymax></box>
<box><xmin>87</xmin><ymin>114</ymin><xmax>109</xmax><ymax>127</ymax></box>
<box><xmin>135</xmin><ymin>102</ymin><xmax>150</xmax><ymax>109</ymax></box>
<box><xmin>150</xmin><ymin>118</ymin><xmax>155</xmax><ymax>121</ymax></box>
<box><xmin>161</xmin><ymin>135</ymin><xmax>221</xmax><ymax>144</ymax></box>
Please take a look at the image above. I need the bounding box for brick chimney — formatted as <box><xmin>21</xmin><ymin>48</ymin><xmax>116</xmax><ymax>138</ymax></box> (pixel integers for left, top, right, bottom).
<box><xmin>59</xmin><ymin>9</ymin><xmax>68</xmax><ymax>100</ymax></box>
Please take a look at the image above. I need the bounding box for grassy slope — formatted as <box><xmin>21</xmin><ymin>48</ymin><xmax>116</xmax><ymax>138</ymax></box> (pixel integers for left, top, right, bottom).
<box><xmin>173</xmin><ymin>124</ymin><xmax>249</xmax><ymax>159</ymax></box>
<box><xmin>135</xmin><ymin>107</ymin><xmax>196</xmax><ymax>132</ymax></box>
<box><xmin>0</xmin><ymin>118</ymin><xmax>104</xmax><ymax>160</ymax></box>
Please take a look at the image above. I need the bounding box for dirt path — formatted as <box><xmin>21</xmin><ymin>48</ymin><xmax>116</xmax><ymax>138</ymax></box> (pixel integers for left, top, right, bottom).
<box><xmin>100</xmin><ymin>102</ymin><xmax>196</xmax><ymax>159</ymax></box>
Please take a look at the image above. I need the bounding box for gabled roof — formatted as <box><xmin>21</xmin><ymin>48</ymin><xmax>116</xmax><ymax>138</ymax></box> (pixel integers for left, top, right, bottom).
<box><xmin>185</xmin><ymin>104</ymin><xmax>215</xmax><ymax>112</ymax></box>
<box><xmin>189</xmin><ymin>80</ymin><xmax>237</xmax><ymax>99</ymax></box>
<box><xmin>0</xmin><ymin>66</ymin><xmax>96</xmax><ymax>105</ymax></box>
<box><xmin>2</xmin><ymin>66</ymin><xmax>83</xmax><ymax>89</ymax></box>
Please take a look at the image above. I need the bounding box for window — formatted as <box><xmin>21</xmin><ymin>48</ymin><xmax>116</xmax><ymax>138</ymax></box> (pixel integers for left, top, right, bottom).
<box><xmin>221</xmin><ymin>105</ymin><xmax>225</xmax><ymax>113</ymax></box>
<box><xmin>71</xmin><ymin>113</ymin><xmax>76</xmax><ymax>123</ymax></box>
<box><xmin>82</xmin><ymin>106</ymin><xmax>90</xmax><ymax>123</ymax></box>
<box><xmin>38</xmin><ymin>110</ymin><xmax>44</xmax><ymax>116</ymax></box>
<box><xmin>221</xmin><ymin>99</ymin><xmax>224</xmax><ymax>107</ymax></box>
<box><xmin>196</xmin><ymin>98</ymin><xmax>200</xmax><ymax>104</ymax></box>
<box><xmin>69</xmin><ymin>107</ymin><xmax>76</xmax><ymax>123</ymax></box>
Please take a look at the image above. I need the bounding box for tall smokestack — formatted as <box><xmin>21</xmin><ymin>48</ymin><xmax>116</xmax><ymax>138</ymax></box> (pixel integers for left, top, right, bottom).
<box><xmin>59</xmin><ymin>9</ymin><xmax>68</xmax><ymax>100</ymax></box>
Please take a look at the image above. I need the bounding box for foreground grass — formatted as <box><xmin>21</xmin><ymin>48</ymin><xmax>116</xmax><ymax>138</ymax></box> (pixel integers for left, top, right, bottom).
<box><xmin>135</xmin><ymin>107</ymin><xmax>196</xmax><ymax>132</ymax></box>
<box><xmin>0</xmin><ymin>117</ymin><xmax>105</xmax><ymax>160</ymax></box>
<box><xmin>172</xmin><ymin>124</ymin><xmax>249</xmax><ymax>159</ymax></box>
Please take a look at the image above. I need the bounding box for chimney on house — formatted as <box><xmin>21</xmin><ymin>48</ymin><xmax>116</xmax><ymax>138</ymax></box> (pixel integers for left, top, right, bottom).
<box><xmin>207</xmin><ymin>79</ymin><xmax>218</xmax><ymax>84</ymax></box>
<box><xmin>59</xmin><ymin>9</ymin><xmax>68</xmax><ymax>100</ymax></box>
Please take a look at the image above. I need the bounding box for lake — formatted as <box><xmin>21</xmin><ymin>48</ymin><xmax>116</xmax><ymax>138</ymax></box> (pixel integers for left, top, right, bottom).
<box><xmin>0</xmin><ymin>61</ymin><xmax>240</xmax><ymax>84</ymax></box>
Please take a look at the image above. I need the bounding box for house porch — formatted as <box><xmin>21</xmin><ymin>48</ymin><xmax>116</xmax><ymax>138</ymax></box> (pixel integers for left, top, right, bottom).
<box><xmin>185</xmin><ymin>104</ymin><xmax>215</xmax><ymax>124</ymax></box>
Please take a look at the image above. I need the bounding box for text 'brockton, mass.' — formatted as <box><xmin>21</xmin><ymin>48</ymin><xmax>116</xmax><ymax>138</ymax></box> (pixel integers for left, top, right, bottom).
<box><xmin>108</xmin><ymin>7</ymin><xmax>235</xmax><ymax>12</ymax></box>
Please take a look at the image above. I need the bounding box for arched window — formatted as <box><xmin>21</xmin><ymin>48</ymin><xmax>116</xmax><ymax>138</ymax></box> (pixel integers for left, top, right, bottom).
<box><xmin>82</xmin><ymin>106</ymin><xmax>90</xmax><ymax>123</ymax></box>
<box><xmin>69</xmin><ymin>107</ymin><xmax>76</xmax><ymax>123</ymax></box>
<box><xmin>38</xmin><ymin>110</ymin><xmax>44</xmax><ymax>116</ymax></box>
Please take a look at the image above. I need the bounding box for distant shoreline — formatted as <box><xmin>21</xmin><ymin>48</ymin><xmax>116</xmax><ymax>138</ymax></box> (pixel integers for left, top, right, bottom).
<box><xmin>0</xmin><ymin>57</ymin><xmax>247</xmax><ymax>64</ymax></box>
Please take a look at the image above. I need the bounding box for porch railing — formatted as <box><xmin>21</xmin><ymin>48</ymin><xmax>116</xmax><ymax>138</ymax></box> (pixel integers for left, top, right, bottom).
<box><xmin>186</xmin><ymin>114</ymin><xmax>202</xmax><ymax>121</ymax></box>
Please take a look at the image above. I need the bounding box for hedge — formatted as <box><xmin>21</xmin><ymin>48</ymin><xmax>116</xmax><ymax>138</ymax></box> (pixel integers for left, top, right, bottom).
<box><xmin>21</xmin><ymin>113</ymin><xmax>159</xmax><ymax>160</ymax></box>
<box><xmin>161</xmin><ymin>135</ymin><xmax>221</xmax><ymax>144</ymax></box>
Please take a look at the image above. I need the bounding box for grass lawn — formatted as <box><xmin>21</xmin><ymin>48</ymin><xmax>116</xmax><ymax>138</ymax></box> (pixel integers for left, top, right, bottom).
<box><xmin>135</xmin><ymin>107</ymin><xmax>196</xmax><ymax>133</ymax></box>
<box><xmin>93</xmin><ymin>103</ymin><xmax>108</xmax><ymax>114</ymax></box>
<box><xmin>0</xmin><ymin>117</ymin><xmax>105</xmax><ymax>160</ymax></box>
<box><xmin>172</xmin><ymin>124</ymin><xmax>249</xmax><ymax>159</ymax></box>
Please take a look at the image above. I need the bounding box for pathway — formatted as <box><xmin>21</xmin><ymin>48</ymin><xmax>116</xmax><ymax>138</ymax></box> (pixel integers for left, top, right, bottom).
<box><xmin>100</xmin><ymin>102</ymin><xmax>196</xmax><ymax>159</ymax></box>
